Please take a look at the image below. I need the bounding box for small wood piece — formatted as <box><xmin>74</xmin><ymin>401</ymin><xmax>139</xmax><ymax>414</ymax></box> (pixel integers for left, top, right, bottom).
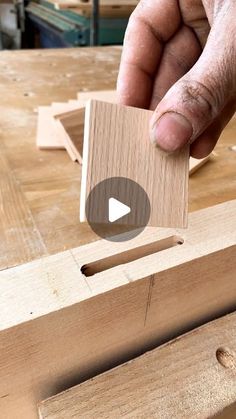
<box><xmin>38</xmin><ymin>312</ymin><xmax>236</xmax><ymax>419</ymax></box>
<box><xmin>0</xmin><ymin>200</ymin><xmax>236</xmax><ymax>418</ymax></box>
<box><xmin>189</xmin><ymin>154</ymin><xmax>213</xmax><ymax>175</ymax></box>
<box><xmin>36</xmin><ymin>106</ymin><xmax>64</xmax><ymax>149</ymax></box>
<box><xmin>55</xmin><ymin>107</ymin><xmax>85</xmax><ymax>163</ymax></box>
<box><xmin>81</xmin><ymin>100</ymin><xmax>189</xmax><ymax>228</ymax></box>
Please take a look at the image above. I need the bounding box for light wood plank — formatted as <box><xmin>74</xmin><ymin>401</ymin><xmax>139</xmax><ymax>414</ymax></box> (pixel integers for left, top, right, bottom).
<box><xmin>36</xmin><ymin>106</ymin><xmax>64</xmax><ymax>149</ymax></box>
<box><xmin>80</xmin><ymin>100</ymin><xmax>189</xmax><ymax>228</ymax></box>
<box><xmin>38</xmin><ymin>312</ymin><xmax>236</xmax><ymax>419</ymax></box>
<box><xmin>0</xmin><ymin>200</ymin><xmax>235</xmax><ymax>418</ymax></box>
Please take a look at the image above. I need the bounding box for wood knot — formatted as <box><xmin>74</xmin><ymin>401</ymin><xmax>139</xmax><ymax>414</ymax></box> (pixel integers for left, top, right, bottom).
<box><xmin>216</xmin><ymin>347</ymin><xmax>236</xmax><ymax>370</ymax></box>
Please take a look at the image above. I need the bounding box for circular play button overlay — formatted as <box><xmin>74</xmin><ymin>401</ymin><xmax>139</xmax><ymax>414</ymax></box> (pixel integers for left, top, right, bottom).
<box><xmin>85</xmin><ymin>177</ymin><xmax>150</xmax><ymax>242</ymax></box>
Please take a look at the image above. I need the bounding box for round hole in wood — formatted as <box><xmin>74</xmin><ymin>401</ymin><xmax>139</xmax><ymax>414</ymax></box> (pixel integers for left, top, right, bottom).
<box><xmin>216</xmin><ymin>347</ymin><xmax>236</xmax><ymax>370</ymax></box>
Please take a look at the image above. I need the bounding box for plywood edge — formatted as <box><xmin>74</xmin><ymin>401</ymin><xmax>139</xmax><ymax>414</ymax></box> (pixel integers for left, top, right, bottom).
<box><xmin>38</xmin><ymin>311</ymin><xmax>236</xmax><ymax>419</ymax></box>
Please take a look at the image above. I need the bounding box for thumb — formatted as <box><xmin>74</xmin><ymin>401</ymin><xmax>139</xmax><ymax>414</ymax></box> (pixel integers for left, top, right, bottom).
<box><xmin>150</xmin><ymin>4</ymin><xmax>236</xmax><ymax>153</ymax></box>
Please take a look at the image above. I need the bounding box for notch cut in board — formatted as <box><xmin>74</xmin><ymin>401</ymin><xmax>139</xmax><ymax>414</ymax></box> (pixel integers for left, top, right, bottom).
<box><xmin>80</xmin><ymin>100</ymin><xmax>189</xmax><ymax>228</ymax></box>
<box><xmin>38</xmin><ymin>312</ymin><xmax>236</xmax><ymax>419</ymax></box>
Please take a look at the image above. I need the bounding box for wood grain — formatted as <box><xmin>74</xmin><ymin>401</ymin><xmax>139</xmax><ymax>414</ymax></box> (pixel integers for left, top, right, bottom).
<box><xmin>81</xmin><ymin>100</ymin><xmax>189</xmax><ymax>228</ymax></box>
<box><xmin>0</xmin><ymin>200</ymin><xmax>235</xmax><ymax>418</ymax></box>
<box><xmin>1</xmin><ymin>47</ymin><xmax>235</xmax><ymax>263</ymax></box>
<box><xmin>38</xmin><ymin>312</ymin><xmax>236</xmax><ymax>419</ymax></box>
<box><xmin>0</xmin><ymin>48</ymin><xmax>123</xmax><ymax>264</ymax></box>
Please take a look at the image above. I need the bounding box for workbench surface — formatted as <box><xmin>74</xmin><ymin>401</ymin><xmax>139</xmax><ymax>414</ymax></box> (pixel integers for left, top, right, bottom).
<box><xmin>0</xmin><ymin>47</ymin><xmax>235</xmax><ymax>271</ymax></box>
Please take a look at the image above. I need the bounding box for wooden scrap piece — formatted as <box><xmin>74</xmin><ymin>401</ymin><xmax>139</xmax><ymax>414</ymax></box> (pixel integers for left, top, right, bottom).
<box><xmin>80</xmin><ymin>100</ymin><xmax>189</xmax><ymax>228</ymax></box>
<box><xmin>189</xmin><ymin>154</ymin><xmax>213</xmax><ymax>175</ymax></box>
<box><xmin>36</xmin><ymin>106</ymin><xmax>64</xmax><ymax>149</ymax></box>
<box><xmin>38</xmin><ymin>312</ymin><xmax>236</xmax><ymax>419</ymax></box>
<box><xmin>0</xmin><ymin>200</ymin><xmax>236</xmax><ymax>418</ymax></box>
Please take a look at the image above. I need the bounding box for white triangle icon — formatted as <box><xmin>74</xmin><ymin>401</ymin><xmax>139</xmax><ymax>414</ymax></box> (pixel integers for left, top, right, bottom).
<box><xmin>108</xmin><ymin>197</ymin><xmax>131</xmax><ymax>223</ymax></box>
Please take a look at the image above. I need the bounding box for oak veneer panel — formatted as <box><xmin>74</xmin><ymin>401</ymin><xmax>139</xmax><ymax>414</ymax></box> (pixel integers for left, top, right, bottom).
<box><xmin>80</xmin><ymin>100</ymin><xmax>189</xmax><ymax>228</ymax></box>
<box><xmin>0</xmin><ymin>200</ymin><xmax>235</xmax><ymax>418</ymax></box>
<box><xmin>38</xmin><ymin>312</ymin><xmax>236</xmax><ymax>419</ymax></box>
<box><xmin>52</xmin><ymin>100</ymin><xmax>85</xmax><ymax>161</ymax></box>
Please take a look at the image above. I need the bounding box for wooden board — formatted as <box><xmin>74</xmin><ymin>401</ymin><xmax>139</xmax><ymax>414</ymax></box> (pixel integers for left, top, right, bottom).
<box><xmin>80</xmin><ymin>100</ymin><xmax>189</xmax><ymax>228</ymax></box>
<box><xmin>78</xmin><ymin>89</ymin><xmax>117</xmax><ymax>103</ymax></box>
<box><xmin>38</xmin><ymin>312</ymin><xmax>236</xmax><ymax>419</ymax></box>
<box><xmin>38</xmin><ymin>89</ymin><xmax>212</xmax><ymax>173</ymax></box>
<box><xmin>36</xmin><ymin>106</ymin><xmax>65</xmax><ymax>149</ymax></box>
<box><xmin>0</xmin><ymin>200</ymin><xmax>236</xmax><ymax>418</ymax></box>
<box><xmin>37</xmin><ymin>91</ymin><xmax>116</xmax><ymax>151</ymax></box>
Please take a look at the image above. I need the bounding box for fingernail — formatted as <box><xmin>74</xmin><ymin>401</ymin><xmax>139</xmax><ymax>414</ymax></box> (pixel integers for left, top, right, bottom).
<box><xmin>150</xmin><ymin>112</ymin><xmax>193</xmax><ymax>152</ymax></box>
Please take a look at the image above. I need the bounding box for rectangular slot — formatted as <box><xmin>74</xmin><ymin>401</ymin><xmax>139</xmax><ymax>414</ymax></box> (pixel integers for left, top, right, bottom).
<box><xmin>81</xmin><ymin>235</ymin><xmax>184</xmax><ymax>277</ymax></box>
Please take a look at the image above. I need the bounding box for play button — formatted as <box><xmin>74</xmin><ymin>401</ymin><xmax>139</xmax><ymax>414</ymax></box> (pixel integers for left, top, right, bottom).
<box><xmin>84</xmin><ymin>177</ymin><xmax>150</xmax><ymax>242</ymax></box>
<box><xmin>108</xmin><ymin>198</ymin><xmax>131</xmax><ymax>223</ymax></box>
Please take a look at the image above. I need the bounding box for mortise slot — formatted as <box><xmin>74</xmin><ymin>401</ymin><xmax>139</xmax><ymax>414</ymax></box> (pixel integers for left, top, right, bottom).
<box><xmin>81</xmin><ymin>235</ymin><xmax>184</xmax><ymax>277</ymax></box>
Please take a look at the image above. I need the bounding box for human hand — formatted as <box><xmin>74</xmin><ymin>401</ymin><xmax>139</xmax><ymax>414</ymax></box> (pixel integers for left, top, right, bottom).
<box><xmin>117</xmin><ymin>0</ymin><xmax>236</xmax><ymax>157</ymax></box>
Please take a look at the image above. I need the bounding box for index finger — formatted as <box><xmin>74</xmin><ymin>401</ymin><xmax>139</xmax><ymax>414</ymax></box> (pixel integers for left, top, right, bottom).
<box><xmin>117</xmin><ymin>0</ymin><xmax>181</xmax><ymax>109</ymax></box>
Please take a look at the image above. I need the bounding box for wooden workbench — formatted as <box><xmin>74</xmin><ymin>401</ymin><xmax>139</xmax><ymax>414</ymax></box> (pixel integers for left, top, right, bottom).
<box><xmin>0</xmin><ymin>47</ymin><xmax>235</xmax><ymax>272</ymax></box>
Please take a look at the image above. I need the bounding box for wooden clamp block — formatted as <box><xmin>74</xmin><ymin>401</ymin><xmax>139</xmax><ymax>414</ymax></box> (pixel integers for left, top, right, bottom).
<box><xmin>0</xmin><ymin>200</ymin><xmax>235</xmax><ymax>418</ymax></box>
<box><xmin>80</xmin><ymin>100</ymin><xmax>189</xmax><ymax>228</ymax></box>
<box><xmin>38</xmin><ymin>311</ymin><xmax>236</xmax><ymax>418</ymax></box>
